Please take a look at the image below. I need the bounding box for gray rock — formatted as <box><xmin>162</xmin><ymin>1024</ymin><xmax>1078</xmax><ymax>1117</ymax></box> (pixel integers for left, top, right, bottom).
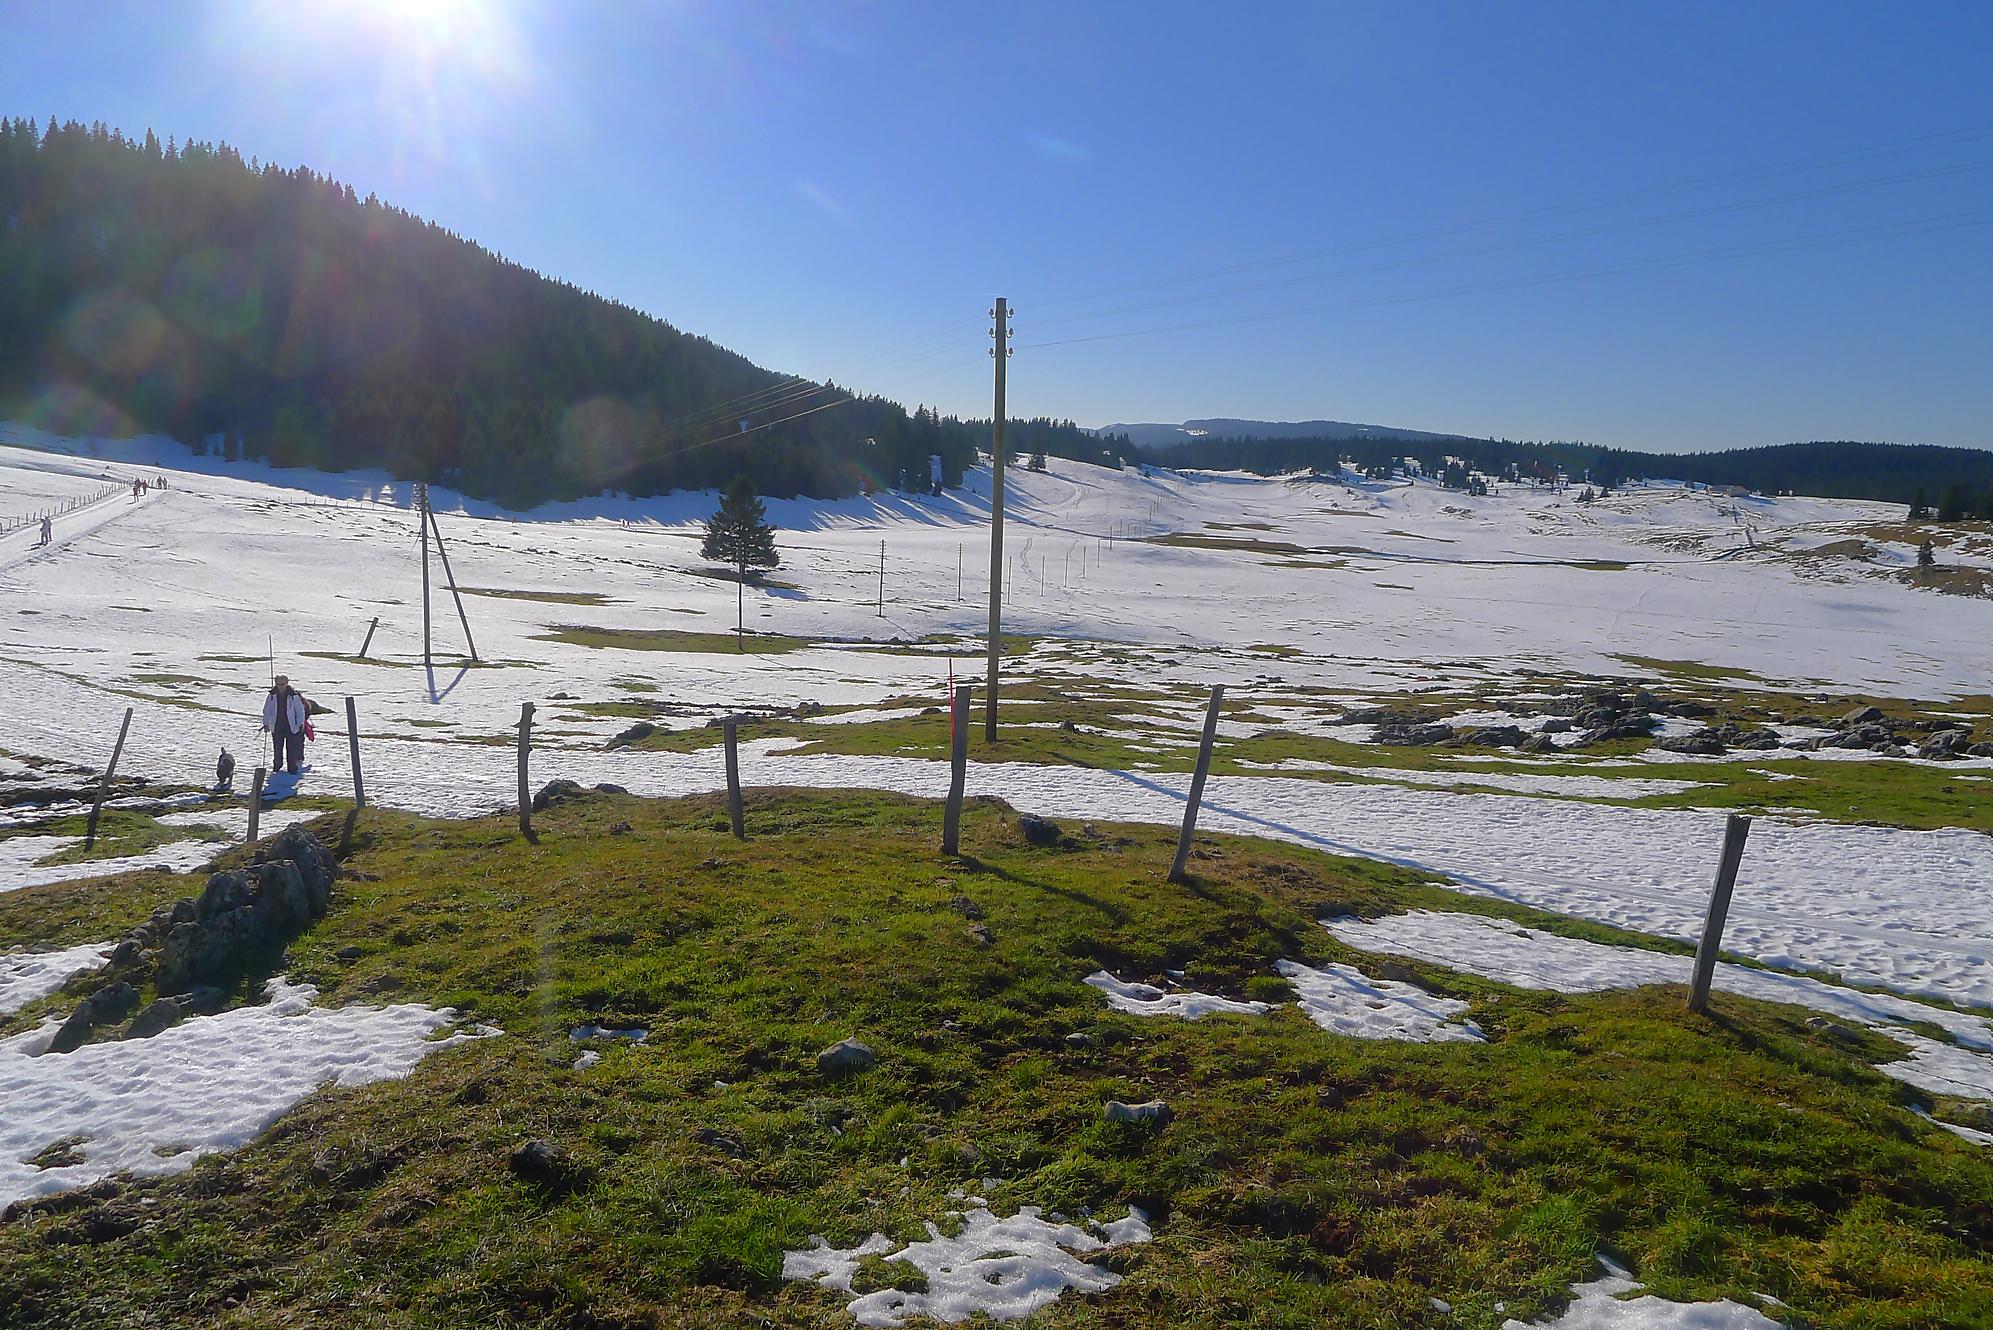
<box><xmin>1375</xmin><ymin>722</ymin><xmax>1455</xmax><ymax>746</ymax></box>
<box><xmin>48</xmin><ymin>981</ymin><xmax>140</xmax><ymax>1054</ymax></box>
<box><xmin>1065</xmin><ymin>1032</ymin><xmax>1097</xmax><ymax>1050</ymax></box>
<box><xmin>507</xmin><ymin>1138</ymin><xmax>586</xmax><ymax>1192</ymax></box>
<box><xmin>1657</xmin><ymin>734</ymin><xmax>1726</xmax><ymax>756</ymax></box>
<box><xmin>531</xmin><ymin>779</ymin><xmax>589</xmax><ymax>812</ymax></box>
<box><xmin>1519</xmin><ymin>734</ymin><xmax>1559</xmax><ymax>753</ymax></box>
<box><xmin>1840</xmin><ymin>705</ymin><xmax>1885</xmax><ymax>727</ymax></box>
<box><xmin>1457</xmin><ymin>726</ymin><xmax>1528</xmax><ymax>749</ymax></box>
<box><xmin>607</xmin><ymin>721</ymin><xmax>655</xmax><ymax>749</ymax></box>
<box><xmin>122</xmin><ymin>996</ymin><xmax>187</xmax><ymax>1040</ymax></box>
<box><xmin>816</xmin><ymin>1037</ymin><xmax>876</xmax><ymax>1076</ymax></box>
<box><xmin>1537</xmin><ymin>718</ymin><xmax>1574</xmax><ymax>734</ymax></box>
<box><xmin>1018</xmin><ymin>814</ymin><xmax>1062</xmax><ymax>847</ymax></box>
<box><xmin>1104</xmin><ymin>1099</ymin><xmax>1173</xmax><ymax>1128</ymax></box>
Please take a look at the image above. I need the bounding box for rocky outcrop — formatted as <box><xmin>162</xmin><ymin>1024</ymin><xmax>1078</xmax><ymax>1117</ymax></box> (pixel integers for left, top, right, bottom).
<box><xmin>152</xmin><ymin>825</ymin><xmax>337</xmax><ymax>994</ymax></box>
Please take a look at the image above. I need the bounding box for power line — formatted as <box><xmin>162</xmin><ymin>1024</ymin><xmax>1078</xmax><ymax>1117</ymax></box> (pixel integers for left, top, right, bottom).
<box><xmin>1025</xmin><ymin>156</ymin><xmax>1993</xmax><ymax>332</ymax></box>
<box><xmin>1020</xmin><ymin>123</ymin><xmax>1993</xmax><ymax>314</ymax></box>
<box><xmin>1015</xmin><ymin>210</ymin><xmax>1993</xmax><ymax>352</ymax></box>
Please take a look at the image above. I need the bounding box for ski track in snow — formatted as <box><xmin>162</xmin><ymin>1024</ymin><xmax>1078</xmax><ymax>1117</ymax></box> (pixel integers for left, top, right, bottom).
<box><xmin>4</xmin><ymin>432</ymin><xmax>1993</xmax><ymax>1016</ymax></box>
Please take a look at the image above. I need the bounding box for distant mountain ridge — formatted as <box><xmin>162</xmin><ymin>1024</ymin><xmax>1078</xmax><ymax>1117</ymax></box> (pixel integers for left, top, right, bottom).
<box><xmin>1098</xmin><ymin>418</ymin><xmax>1478</xmax><ymax>450</ymax></box>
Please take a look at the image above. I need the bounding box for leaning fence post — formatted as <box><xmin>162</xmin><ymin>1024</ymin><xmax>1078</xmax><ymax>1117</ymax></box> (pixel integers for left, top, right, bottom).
<box><xmin>723</xmin><ymin>717</ymin><xmax>745</xmax><ymax>839</ymax></box>
<box><xmin>357</xmin><ymin>616</ymin><xmax>380</xmax><ymax>660</ymax></box>
<box><xmin>517</xmin><ymin>703</ymin><xmax>535</xmax><ymax>838</ymax></box>
<box><xmin>247</xmin><ymin>766</ymin><xmax>266</xmax><ymax>843</ymax></box>
<box><xmin>1687</xmin><ymin>814</ymin><xmax>1752</xmax><ymax>1014</ymax></box>
<box><xmin>942</xmin><ymin>685</ymin><xmax>970</xmax><ymax>855</ymax></box>
<box><xmin>1168</xmin><ymin>684</ymin><xmax>1225</xmax><ymax>884</ymax></box>
<box><xmin>84</xmin><ymin>706</ymin><xmax>134</xmax><ymax>850</ymax></box>
<box><xmin>345</xmin><ymin>696</ymin><xmax>365</xmax><ymax>809</ymax></box>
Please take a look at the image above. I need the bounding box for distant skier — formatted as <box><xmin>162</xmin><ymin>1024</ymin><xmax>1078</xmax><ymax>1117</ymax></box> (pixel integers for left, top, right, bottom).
<box><xmin>215</xmin><ymin>747</ymin><xmax>236</xmax><ymax>793</ymax></box>
<box><xmin>37</xmin><ymin>516</ymin><xmax>51</xmax><ymax>547</ymax></box>
<box><xmin>262</xmin><ymin>675</ymin><xmax>308</xmax><ymax>776</ymax></box>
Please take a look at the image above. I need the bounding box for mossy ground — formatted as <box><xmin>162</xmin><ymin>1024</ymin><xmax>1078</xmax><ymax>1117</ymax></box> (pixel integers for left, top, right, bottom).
<box><xmin>1</xmin><ymin>791</ymin><xmax>1987</xmax><ymax>1329</ymax></box>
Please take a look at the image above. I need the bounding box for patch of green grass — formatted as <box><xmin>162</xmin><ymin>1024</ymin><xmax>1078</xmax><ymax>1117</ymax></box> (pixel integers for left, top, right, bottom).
<box><xmin>131</xmin><ymin>671</ymin><xmax>205</xmax><ymax>688</ymax></box>
<box><xmin>1610</xmin><ymin>655</ymin><xmax>1759</xmax><ymax>684</ymax></box>
<box><xmin>459</xmin><ymin>587</ymin><xmax>617</xmax><ymax>606</ymax></box>
<box><xmin>533</xmin><ymin>626</ymin><xmax>809</xmax><ymax>654</ymax></box>
<box><xmin>0</xmin><ymin>792</ymin><xmax>1986</xmax><ymax>1328</ymax></box>
<box><xmin>0</xmin><ymin>807</ymin><xmax>224</xmax><ymax>868</ymax></box>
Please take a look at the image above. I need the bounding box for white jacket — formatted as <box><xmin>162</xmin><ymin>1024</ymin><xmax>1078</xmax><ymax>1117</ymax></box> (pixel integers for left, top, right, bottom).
<box><xmin>263</xmin><ymin>689</ymin><xmax>308</xmax><ymax>733</ymax></box>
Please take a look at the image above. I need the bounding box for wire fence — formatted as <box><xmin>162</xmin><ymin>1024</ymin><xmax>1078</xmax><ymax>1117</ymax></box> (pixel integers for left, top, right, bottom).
<box><xmin>0</xmin><ymin>480</ymin><xmax>130</xmax><ymax>536</ymax></box>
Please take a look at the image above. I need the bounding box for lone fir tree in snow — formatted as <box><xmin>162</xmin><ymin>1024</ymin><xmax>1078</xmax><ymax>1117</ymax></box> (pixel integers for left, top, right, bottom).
<box><xmin>1917</xmin><ymin>537</ymin><xmax>1936</xmax><ymax>572</ymax></box>
<box><xmin>702</xmin><ymin>477</ymin><xmax>780</xmax><ymax>648</ymax></box>
<box><xmin>1027</xmin><ymin>447</ymin><xmax>1047</xmax><ymax>472</ymax></box>
<box><xmin>1908</xmin><ymin>487</ymin><xmax>1930</xmax><ymax>521</ymax></box>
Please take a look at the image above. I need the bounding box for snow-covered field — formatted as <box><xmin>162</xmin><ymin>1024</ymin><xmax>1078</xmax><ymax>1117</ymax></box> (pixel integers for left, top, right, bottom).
<box><xmin>5</xmin><ymin>424</ymin><xmax>1992</xmax><ymax>1023</ymax></box>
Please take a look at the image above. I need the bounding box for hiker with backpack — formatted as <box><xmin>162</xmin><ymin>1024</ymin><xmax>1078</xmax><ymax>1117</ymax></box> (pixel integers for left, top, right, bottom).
<box><xmin>261</xmin><ymin>674</ymin><xmax>313</xmax><ymax>775</ymax></box>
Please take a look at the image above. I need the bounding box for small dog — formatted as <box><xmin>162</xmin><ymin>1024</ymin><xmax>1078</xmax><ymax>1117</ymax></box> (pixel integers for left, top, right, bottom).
<box><xmin>216</xmin><ymin>747</ymin><xmax>236</xmax><ymax>793</ymax></box>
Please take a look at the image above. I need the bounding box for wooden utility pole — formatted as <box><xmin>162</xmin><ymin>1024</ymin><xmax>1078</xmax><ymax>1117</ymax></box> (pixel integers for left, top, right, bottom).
<box><xmin>942</xmin><ymin>685</ymin><xmax>970</xmax><ymax>854</ymax></box>
<box><xmin>736</xmin><ymin>557</ymin><xmax>745</xmax><ymax>651</ymax></box>
<box><xmin>1687</xmin><ymin>814</ymin><xmax>1752</xmax><ymax>1014</ymax></box>
<box><xmin>724</xmin><ymin>718</ymin><xmax>745</xmax><ymax>839</ymax></box>
<box><xmin>84</xmin><ymin>707</ymin><xmax>134</xmax><ymax>850</ymax></box>
<box><xmin>517</xmin><ymin>702</ymin><xmax>535</xmax><ymax>838</ymax></box>
<box><xmin>878</xmin><ymin>539</ymin><xmax>885</xmax><ymax>616</ymax></box>
<box><xmin>247</xmin><ymin>766</ymin><xmax>266</xmax><ymax>843</ymax></box>
<box><xmin>345</xmin><ymin>696</ymin><xmax>365</xmax><ymax>809</ymax></box>
<box><xmin>424</xmin><ymin>500</ymin><xmax>479</xmax><ymax>662</ymax></box>
<box><xmin>983</xmin><ymin>297</ymin><xmax>1009</xmax><ymax>742</ymax></box>
<box><xmin>1169</xmin><ymin>685</ymin><xmax>1225</xmax><ymax>884</ymax></box>
<box><xmin>418</xmin><ymin>483</ymin><xmax>433</xmax><ymax>665</ymax></box>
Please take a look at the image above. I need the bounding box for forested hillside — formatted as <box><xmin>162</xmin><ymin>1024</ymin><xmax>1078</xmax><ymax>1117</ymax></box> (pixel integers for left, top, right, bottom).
<box><xmin>0</xmin><ymin>117</ymin><xmax>1121</xmax><ymax>505</ymax></box>
<box><xmin>1148</xmin><ymin>432</ymin><xmax>1993</xmax><ymax>509</ymax></box>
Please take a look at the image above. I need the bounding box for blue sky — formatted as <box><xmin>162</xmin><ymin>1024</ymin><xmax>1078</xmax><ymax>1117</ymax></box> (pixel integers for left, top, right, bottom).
<box><xmin>5</xmin><ymin>0</ymin><xmax>1990</xmax><ymax>451</ymax></box>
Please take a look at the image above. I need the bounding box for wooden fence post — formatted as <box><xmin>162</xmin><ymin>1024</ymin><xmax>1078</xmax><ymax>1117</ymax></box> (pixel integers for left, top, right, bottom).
<box><xmin>84</xmin><ymin>706</ymin><xmax>134</xmax><ymax>850</ymax></box>
<box><xmin>1687</xmin><ymin>814</ymin><xmax>1752</xmax><ymax>1014</ymax></box>
<box><xmin>358</xmin><ymin>616</ymin><xmax>379</xmax><ymax>660</ymax></box>
<box><xmin>942</xmin><ymin>685</ymin><xmax>970</xmax><ymax>854</ymax></box>
<box><xmin>345</xmin><ymin>696</ymin><xmax>365</xmax><ymax>809</ymax></box>
<box><xmin>724</xmin><ymin>718</ymin><xmax>745</xmax><ymax>839</ymax></box>
<box><xmin>517</xmin><ymin>703</ymin><xmax>535</xmax><ymax>838</ymax></box>
<box><xmin>247</xmin><ymin>766</ymin><xmax>266</xmax><ymax>843</ymax></box>
<box><xmin>1168</xmin><ymin>685</ymin><xmax>1225</xmax><ymax>884</ymax></box>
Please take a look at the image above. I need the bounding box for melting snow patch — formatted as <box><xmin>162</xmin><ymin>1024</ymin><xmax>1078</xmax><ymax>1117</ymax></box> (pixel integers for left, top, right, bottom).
<box><xmin>1876</xmin><ymin>1030</ymin><xmax>1993</xmax><ymax>1101</ymax></box>
<box><xmin>1274</xmin><ymin>959</ymin><xmax>1484</xmax><ymax>1043</ymax></box>
<box><xmin>569</xmin><ymin>1025</ymin><xmax>648</xmax><ymax>1042</ymax></box>
<box><xmin>0</xmin><ymin>978</ymin><xmax>494</xmax><ymax>1210</ymax></box>
<box><xmin>1084</xmin><ymin>970</ymin><xmax>1269</xmax><ymax>1019</ymax></box>
<box><xmin>1504</xmin><ymin>1255</ymin><xmax>1783</xmax><ymax>1329</ymax></box>
<box><xmin>1326</xmin><ymin>910</ymin><xmax>1993</xmax><ymax>1101</ymax></box>
<box><xmin>783</xmin><ymin>1202</ymin><xmax>1152</xmax><ymax>1327</ymax></box>
<box><xmin>0</xmin><ymin>941</ymin><xmax>113</xmax><ymax>1015</ymax></box>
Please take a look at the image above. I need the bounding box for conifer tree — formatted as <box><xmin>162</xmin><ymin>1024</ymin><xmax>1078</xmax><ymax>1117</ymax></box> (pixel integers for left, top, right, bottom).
<box><xmin>1938</xmin><ymin>483</ymin><xmax>1971</xmax><ymax>523</ymax></box>
<box><xmin>1908</xmin><ymin>488</ymin><xmax>1930</xmax><ymax>520</ymax></box>
<box><xmin>1917</xmin><ymin>537</ymin><xmax>1935</xmax><ymax>570</ymax></box>
<box><xmin>1028</xmin><ymin>447</ymin><xmax>1047</xmax><ymax>472</ymax></box>
<box><xmin>702</xmin><ymin>476</ymin><xmax>780</xmax><ymax>648</ymax></box>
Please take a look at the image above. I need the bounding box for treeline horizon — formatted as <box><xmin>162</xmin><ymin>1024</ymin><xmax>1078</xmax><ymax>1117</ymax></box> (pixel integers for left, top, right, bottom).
<box><xmin>1137</xmin><ymin>433</ymin><xmax>1993</xmax><ymax>508</ymax></box>
<box><xmin>0</xmin><ymin>116</ymin><xmax>1128</xmax><ymax>507</ymax></box>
